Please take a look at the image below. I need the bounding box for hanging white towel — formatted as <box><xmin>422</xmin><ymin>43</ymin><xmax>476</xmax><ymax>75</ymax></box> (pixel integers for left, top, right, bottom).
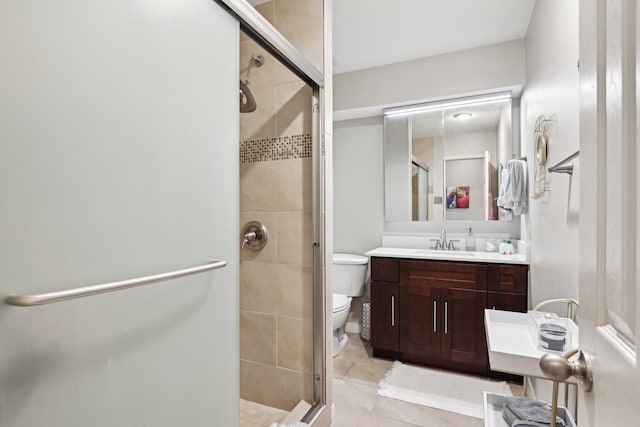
<box><xmin>497</xmin><ymin>159</ymin><xmax>528</xmax><ymax>215</ymax></box>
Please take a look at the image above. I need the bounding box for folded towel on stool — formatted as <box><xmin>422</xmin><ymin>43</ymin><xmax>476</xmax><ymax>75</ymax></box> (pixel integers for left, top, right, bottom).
<box><xmin>503</xmin><ymin>396</ymin><xmax>565</xmax><ymax>426</ymax></box>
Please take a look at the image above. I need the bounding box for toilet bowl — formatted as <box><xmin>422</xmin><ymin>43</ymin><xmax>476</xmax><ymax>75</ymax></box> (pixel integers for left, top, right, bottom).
<box><xmin>332</xmin><ymin>294</ymin><xmax>352</xmax><ymax>356</ymax></box>
<box><xmin>332</xmin><ymin>253</ymin><xmax>368</xmax><ymax>357</ymax></box>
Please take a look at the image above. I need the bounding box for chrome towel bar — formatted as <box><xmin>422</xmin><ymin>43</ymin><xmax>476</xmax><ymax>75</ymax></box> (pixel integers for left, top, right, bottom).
<box><xmin>5</xmin><ymin>260</ymin><xmax>227</xmax><ymax>307</ymax></box>
<box><xmin>548</xmin><ymin>150</ymin><xmax>580</xmax><ymax>174</ymax></box>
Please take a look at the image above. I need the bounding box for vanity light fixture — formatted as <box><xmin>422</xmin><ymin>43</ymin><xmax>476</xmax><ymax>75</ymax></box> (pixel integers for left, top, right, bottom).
<box><xmin>453</xmin><ymin>112</ymin><xmax>473</xmax><ymax>120</ymax></box>
<box><xmin>383</xmin><ymin>92</ymin><xmax>511</xmax><ymax>118</ymax></box>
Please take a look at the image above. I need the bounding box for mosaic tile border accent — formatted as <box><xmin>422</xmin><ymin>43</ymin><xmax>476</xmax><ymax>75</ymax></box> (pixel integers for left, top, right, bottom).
<box><xmin>240</xmin><ymin>133</ymin><xmax>312</xmax><ymax>163</ymax></box>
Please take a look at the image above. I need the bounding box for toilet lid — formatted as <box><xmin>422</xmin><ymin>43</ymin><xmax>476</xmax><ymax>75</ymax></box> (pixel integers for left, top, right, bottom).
<box><xmin>332</xmin><ymin>294</ymin><xmax>351</xmax><ymax>312</ymax></box>
<box><xmin>333</xmin><ymin>253</ymin><xmax>368</xmax><ymax>265</ymax></box>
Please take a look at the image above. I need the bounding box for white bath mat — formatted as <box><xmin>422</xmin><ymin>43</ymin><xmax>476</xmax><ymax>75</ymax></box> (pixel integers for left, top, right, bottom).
<box><xmin>377</xmin><ymin>361</ymin><xmax>512</xmax><ymax>419</ymax></box>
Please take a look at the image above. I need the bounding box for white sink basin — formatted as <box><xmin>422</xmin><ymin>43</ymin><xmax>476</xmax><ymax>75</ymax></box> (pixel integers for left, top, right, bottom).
<box><xmin>484</xmin><ymin>309</ymin><xmax>579</xmax><ymax>380</ymax></box>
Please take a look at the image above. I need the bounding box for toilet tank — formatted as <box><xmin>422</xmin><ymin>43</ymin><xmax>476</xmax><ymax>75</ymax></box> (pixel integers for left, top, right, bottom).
<box><xmin>332</xmin><ymin>253</ymin><xmax>368</xmax><ymax>296</ymax></box>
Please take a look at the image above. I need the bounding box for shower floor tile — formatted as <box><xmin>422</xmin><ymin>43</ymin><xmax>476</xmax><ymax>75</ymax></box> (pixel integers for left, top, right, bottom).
<box><xmin>240</xmin><ymin>398</ymin><xmax>288</xmax><ymax>427</ymax></box>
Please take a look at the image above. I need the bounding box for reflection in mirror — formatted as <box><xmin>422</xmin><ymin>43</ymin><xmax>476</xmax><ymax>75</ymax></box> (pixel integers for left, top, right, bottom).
<box><xmin>384</xmin><ymin>93</ymin><xmax>514</xmax><ymax>222</ymax></box>
<box><xmin>411</xmin><ymin>158</ymin><xmax>429</xmax><ymax>220</ymax></box>
<box><xmin>445</xmin><ymin>156</ymin><xmax>486</xmax><ymax>220</ymax></box>
<box><xmin>446</xmin><ymin>185</ymin><xmax>470</xmax><ymax>209</ymax></box>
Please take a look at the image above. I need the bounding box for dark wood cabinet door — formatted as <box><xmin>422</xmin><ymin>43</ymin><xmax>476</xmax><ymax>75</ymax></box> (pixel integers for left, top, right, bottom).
<box><xmin>488</xmin><ymin>291</ymin><xmax>527</xmax><ymax>312</ymax></box>
<box><xmin>399</xmin><ymin>283</ymin><xmax>441</xmax><ymax>359</ymax></box>
<box><xmin>440</xmin><ymin>288</ymin><xmax>488</xmax><ymax>374</ymax></box>
<box><xmin>371</xmin><ymin>281</ymin><xmax>399</xmax><ymax>352</ymax></box>
<box><xmin>487</xmin><ymin>264</ymin><xmax>528</xmax><ymax>293</ymax></box>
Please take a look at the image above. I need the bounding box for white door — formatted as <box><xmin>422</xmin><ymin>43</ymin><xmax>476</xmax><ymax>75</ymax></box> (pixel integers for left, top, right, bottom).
<box><xmin>0</xmin><ymin>1</ymin><xmax>239</xmax><ymax>426</ymax></box>
<box><xmin>578</xmin><ymin>0</ymin><xmax>640</xmax><ymax>424</ymax></box>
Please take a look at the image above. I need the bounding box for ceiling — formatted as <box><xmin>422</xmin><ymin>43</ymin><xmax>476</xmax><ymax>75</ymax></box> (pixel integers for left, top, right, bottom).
<box><xmin>332</xmin><ymin>0</ymin><xmax>536</xmax><ymax>75</ymax></box>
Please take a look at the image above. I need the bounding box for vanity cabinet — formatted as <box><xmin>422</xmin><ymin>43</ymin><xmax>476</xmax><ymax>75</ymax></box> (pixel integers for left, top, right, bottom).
<box><xmin>399</xmin><ymin>260</ymin><xmax>488</xmax><ymax>375</ymax></box>
<box><xmin>370</xmin><ymin>256</ymin><xmax>529</xmax><ymax>377</ymax></box>
<box><xmin>370</xmin><ymin>258</ymin><xmax>400</xmax><ymax>358</ymax></box>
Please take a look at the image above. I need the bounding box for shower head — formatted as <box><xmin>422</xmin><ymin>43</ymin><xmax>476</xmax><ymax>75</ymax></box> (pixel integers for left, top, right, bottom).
<box><xmin>243</xmin><ymin>54</ymin><xmax>264</xmax><ymax>85</ymax></box>
<box><xmin>239</xmin><ymin>80</ymin><xmax>257</xmax><ymax>113</ymax></box>
<box><xmin>240</xmin><ymin>54</ymin><xmax>263</xmax><ymax>113</ymax></box>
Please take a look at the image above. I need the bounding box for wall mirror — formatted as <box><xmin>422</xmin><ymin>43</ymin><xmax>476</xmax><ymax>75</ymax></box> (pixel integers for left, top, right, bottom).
<box><xmin>384</xmin><ymin>93</ymin><xmax>514</xmax><ymax>222</ymax></box>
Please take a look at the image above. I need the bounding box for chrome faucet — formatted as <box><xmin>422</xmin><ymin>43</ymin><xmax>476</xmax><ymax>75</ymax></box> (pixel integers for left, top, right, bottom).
<box><xmin>432</xmin><ymin>228</ymin><xmax>447</xmax><ymax>250</ymax></box>
<box><xmin>432</xmin><ymin>228</ymin><xmax>456</xmax><ymax>251</ymax></box>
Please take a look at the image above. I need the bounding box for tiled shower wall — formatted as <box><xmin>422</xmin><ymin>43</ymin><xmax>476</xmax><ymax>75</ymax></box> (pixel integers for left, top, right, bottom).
<box><xmin>239</xmin><ymin>0</ymin><xmax>323</xmax><ymax>411</ymax></box>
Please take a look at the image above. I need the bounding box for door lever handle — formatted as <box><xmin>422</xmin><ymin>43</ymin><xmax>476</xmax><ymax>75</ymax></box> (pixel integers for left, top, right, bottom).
<box><xmin>539</xmin><ymin>349</ymin><xmax>593</xmax><ymax>392</ymax></box>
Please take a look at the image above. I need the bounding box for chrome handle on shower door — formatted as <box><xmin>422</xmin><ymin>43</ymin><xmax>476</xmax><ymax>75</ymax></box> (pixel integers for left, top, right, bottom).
<box><xmin>391</xmin><ymin>296</ymin><xmax>395</xmax><ymax>327</ymax></box>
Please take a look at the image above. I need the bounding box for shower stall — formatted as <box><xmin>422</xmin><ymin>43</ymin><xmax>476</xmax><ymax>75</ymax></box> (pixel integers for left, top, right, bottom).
<box><xmin>228</xmin><ymin>0</ymin><xmax>328</xmax><ymax>424</ymax></box>
<box><xmin>1</xmin><ymin>0</ymin><xmax>327</xmax><ymax>426</ymax></box>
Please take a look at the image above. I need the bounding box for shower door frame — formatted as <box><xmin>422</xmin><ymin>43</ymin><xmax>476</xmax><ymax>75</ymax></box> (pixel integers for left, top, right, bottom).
<box><xmin>215</xmin><ymin>0</ymin><xmax>327</xmax><ymax>423</ymax></box>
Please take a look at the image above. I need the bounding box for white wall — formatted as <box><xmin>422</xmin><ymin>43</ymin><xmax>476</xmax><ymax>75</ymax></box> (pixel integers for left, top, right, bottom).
<box><xmin>498</xmin><ymin>103</ymin><xmax>514</xmax><ymax>165</ymax></box>
<box><xmin>444</xmin><ymin>131</ymin><xmax>497</xmax><ymax>159</ymax></box>
<box><xmin>520</xmin><ymin>0</ymin><xmax>580</xmax><ymax>404</ymax></box>
<box><xmin>521</xmin><ymin>0</ymin><xmax>580</xmax><ymax>309</ymax></box>
<box><xmin>334</xmin><ymin>40</ymin><xmax>526</xmax><ymax>120</ymax></box>
<box><xmin>333</xmin><ymin>117</ymin><xmax>384</xmax><ymax>254</ymax></box>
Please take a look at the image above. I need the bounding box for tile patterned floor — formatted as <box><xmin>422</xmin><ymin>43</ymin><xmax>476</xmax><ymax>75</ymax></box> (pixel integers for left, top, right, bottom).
<box><xmin>331</xmin><ymin>332</ymin><xmax>523</xmax><ymax>427</ymax></box>
<box><xmin>240</xmin><ymin>332</ymin><xmax>524</xmax><ymax>427</ymax></box>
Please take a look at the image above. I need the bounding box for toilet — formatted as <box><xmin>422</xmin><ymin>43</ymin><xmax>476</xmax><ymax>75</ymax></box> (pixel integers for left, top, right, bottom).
<box><xmin>332</xmin><ymin>253</ymin><xmax>368</xmax><ymax>357</ymax></box>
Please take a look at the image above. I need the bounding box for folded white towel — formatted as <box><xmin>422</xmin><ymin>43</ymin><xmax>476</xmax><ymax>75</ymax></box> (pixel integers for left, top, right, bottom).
<box><xmin>497</xmin><ymin>159</ymin><xmax>528</xmax><ymax>215</ymax></box>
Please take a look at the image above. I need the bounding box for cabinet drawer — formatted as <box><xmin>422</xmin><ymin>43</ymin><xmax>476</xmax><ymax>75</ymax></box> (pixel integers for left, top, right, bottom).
<box><xmin>488</xmin><ymin>291</ymin><xmax>527</xmax><ymax>312</ymax></box>
<box><xmin>487</xmin><ymin>265</ymin><xmax>528</xmax><ymax>293</ymax></box>
<box><xmin>371</xmin><ymin>257</ymin><xmax>400</xmax><ymax>283</ymax></box>
<box><xmin>400</xmin><ymin>260</ymin><xmax>487</xmax><ymax>290</ymax></box>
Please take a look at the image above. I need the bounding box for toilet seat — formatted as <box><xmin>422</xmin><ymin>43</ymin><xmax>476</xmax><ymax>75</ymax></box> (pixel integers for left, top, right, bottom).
<box><xmin>332</xmin><ymin>293</ymin><xmax>351</xmax><ymax>313</ymax></box>
<box><xmin>333</xmin><ymin>253</ymin><xmax>368</xmax><ymax>265</ymax></box>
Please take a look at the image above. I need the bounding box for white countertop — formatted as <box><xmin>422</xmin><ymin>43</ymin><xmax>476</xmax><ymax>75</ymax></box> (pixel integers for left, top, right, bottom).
<box><xmin>364</xmin><ymin>247</ymin><xmax>528</xmax><ymax>265</ymax></box>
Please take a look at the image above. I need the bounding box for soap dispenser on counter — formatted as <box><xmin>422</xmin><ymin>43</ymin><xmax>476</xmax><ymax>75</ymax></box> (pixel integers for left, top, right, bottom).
<box><xmin>465</xmin><ymin>227</ymin><xmax>476</xmax><ymax>251</ymax></box>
